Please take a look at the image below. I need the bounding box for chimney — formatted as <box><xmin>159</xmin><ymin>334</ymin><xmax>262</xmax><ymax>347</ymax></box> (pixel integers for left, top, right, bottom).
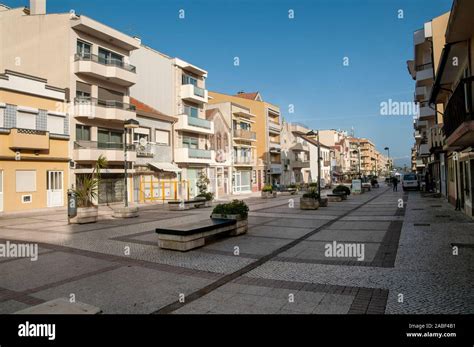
<box><xmin>30</xmin><ymin>0</ymin><xmax>46</xmax><ymax>15</ymax></box>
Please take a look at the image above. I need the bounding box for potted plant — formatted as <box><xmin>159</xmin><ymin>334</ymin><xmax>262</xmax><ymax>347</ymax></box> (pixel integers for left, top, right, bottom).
<box><xmin>211</xmin><ymin>200</ymin><xmax>249</xmax><ymax>235</ymax></box>
<box><xmin>300</xmin><ymin>188</ymin><xmax>320</xmax><ymax>210</ymax></box>
<box><xmin>196</xmin><ymin>171</ymin><xmax>214</xmax><ymax>207</ymax></box>
<box><xmin>72</xmin><ymin>155</ymin><xmax>108</xmax><ymax>224</ymax></box>
<box><xmin>261</xmin><ymin>184</ymin><xmax>276</xmax><ymax>198</ymax></box>
<box><xmin>333</xmin><ymin>185</ymin><xmax>350</xmax><ymax>200</ymax></box>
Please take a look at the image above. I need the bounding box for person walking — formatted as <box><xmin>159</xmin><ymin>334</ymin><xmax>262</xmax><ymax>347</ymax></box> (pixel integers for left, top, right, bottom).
<box><xmin>392</xmin><ymin>175</ymin><xmax>398</xmax><ymax>192</ymax></box>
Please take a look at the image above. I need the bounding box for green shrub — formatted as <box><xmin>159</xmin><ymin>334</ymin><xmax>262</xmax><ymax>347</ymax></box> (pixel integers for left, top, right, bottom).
<box><xmin>308</xmin><ymin>182</ymin><xmax>318</xmax><ymax>188</ymax></box>
<box><xmin>288</xmin><ymin>184</ymin><xmax>297</xmax><ymax>189</ymax></box>
<box><xmin>212</xmin><ymin>200</ymin><xmax>249</xmax><ymax>218</ymax></box>
<box><xmin>196</xmin><ymin>192</ymin><xmax>214</xmax><ymax>201</ymax></box>
<box><xmin>262</xmin><ymin>185</ymin><xmax>273</xmax><ymax>192</ymax></box>
<box><xmin>302</xmin><ymin>190</ymin><xmax>320</xmax><ymax>199</ymax></box>
<box><xmin>333</xmin><ymin>185</ymin><xmax>350</xmax><ymax>195</ymax></box>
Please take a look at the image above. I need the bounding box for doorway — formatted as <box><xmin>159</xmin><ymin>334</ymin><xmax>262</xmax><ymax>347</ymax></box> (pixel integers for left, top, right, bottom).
<box><xmin>47</xmin><ymin>171</ymin><xmax>64</xmax><ymax>207</ymax></box>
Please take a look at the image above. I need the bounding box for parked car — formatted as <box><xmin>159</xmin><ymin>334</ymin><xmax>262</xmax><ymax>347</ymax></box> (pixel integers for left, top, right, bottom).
<box><xmin>402</xmin><ymin>173</ymin><xmax>419</xmax><ymax>191</ymax></box>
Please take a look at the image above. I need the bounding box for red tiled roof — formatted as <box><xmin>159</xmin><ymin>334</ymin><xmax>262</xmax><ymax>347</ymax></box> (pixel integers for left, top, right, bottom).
<box><xmin>130</xmin><ymin>97</ymin><xmax>169</xmax><ymax>118</ymax></box>
<box><xmin>234</xmin><ymin>92</ymin><xmax>260</xmax><ymax>100</ymax></box>
<box><xmin>205</xmin><ymin>108</ymin><xmax>219</xmax><ymax>119</ymax></box>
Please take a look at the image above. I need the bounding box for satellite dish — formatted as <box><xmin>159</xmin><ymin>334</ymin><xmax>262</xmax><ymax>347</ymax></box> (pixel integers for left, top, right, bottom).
<box><xmin>139</xmin><ymin>137</ymin><xmax>148</xmax><ymax>146</ymax></box>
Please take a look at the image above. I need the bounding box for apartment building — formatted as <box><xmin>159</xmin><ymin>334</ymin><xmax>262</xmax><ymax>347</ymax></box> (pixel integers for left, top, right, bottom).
<box><xmin>0</xmin><ymin>1</ymin><xmax>141</xmax><ymax>205</ymax></box>
<box><xmin>359</xmin><ymin>138</ymin><xmax>377</xmax><ymax>175</ymax></box>
<box><xmin>429</xmin><ymin>0</ymin><xmax>474</xmax><ymax>217</ymax></box>
<box><xmin>280</xmin><ymin>122</ymin><xmax>311</xmax><ymax>185</ymax></box>
<box><xmin>299</xmin><ymin>134</ymin><xmax>331</xmax><ymax>186</ymax></box>
<box><xmin>130</xmin><ymin>98</ymin><xmax>180</xmax><ymax>203</ymax></box>
<box><xmin>348</xmin><ymin>138</ymin><xmax>362</xmax><ymax>176</ymax></box>
<box><xmin>206</xmin><ymin>102</ymin><xmax>258</xmax><ymax>194</ymax></box>
<box><xmin>407</xmin><ymin>11</ymin><xmax>450</xmax><ymax>196</ymax></box>
<box><xmin>0</xmin><ymin>70</ymin><xmax>70</xmax><ymax>213</ymax></box>
<box><xmin>318</xmin><ymin>129</ymin><xmax>351</xmax><ymax>180</ymax></box>
<box><xmin>205</xmin><ymin>108</ymin><xmax>232</xmax><ymax>197</ymax></box>
<box><xmin>209</xmin><ymin>91</ymin><xmax>282</xmax><ymax>188</ymax></box>
<box><xmin>130</xmin><ymin>45</ymin><xmax>212</xmax><ymax>198</ymax></box>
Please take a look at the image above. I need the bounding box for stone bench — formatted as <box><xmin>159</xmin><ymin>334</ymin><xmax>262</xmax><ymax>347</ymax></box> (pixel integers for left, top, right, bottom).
<box><xmin>15</xmin><ymin>298</ymin><xmax>101</xmax><ymax>314</ymax></box>
<box><xmin>156</xmin><ymin>218</ymin><xmax>247</xmax><ymax>251</ymax></box>
<box><xmin>168</xmin><ymin>198</ymin><xmax>206</xmax><ymax>210</ymax></box>
<box><xmin>327</xmin><ymin>194</ymin><xmax>343</xmax><ymax>202</ymax></box>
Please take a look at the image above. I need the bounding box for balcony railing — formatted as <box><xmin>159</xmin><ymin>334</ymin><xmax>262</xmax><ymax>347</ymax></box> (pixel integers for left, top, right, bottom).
<box><xmin>234</xmin><ymin>157</ymin><xmax>253</xmax><ymax>164</ymax></box>
<box><xmin>74</xmin><ymin>53</ymin><xmax>136</xmax><ymax>73</ymax></box>
<box><xmin>188</xmin><ymin>148</ymin><xmax>212</xmax><ymax>159</ymax></box>
<box><xmin>193</xmin><ymin>86</ymin><xmax>205</xmax><ymax>98</ymax></box>
<box><xmin>415</xmin><ymin>62</ymin><xmax>433</xmax><ymax>72</ymax></box>
<box><xmin>443</xmin><ymin>77</ymin><xmax>474</xmax><ymax>138</ymax></box>
<box><xmin>187</xmin><ymin>116</ymin><xmax>211</xmax><ymax>129</ymax></box>
<box><xmin>74</xmin><ymin>140</ymin><xmax>136</xmax><ymax>151</ymax></box>
<box><xmin>233</xmin><ymin>128</ymin><xmax>256</xmax><ymax>140</ymax></box>
<box><xmin>74</xmin><ymin>97</ymin><xmax>136</xmax><ymax>111</ymax></box>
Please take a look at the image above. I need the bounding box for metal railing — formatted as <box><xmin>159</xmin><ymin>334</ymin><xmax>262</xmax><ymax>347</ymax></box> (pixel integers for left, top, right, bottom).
<box><xmin>74</xmin><ymin>53</ymin><xmax>136</xmax><ymax>73</ymax></box>
<box><xmin>415</xmin><ymin>62</ymin><xmax>433</xmax><ymax>71</ymax></box>
<box><xmin>74</xmin><ymin>140</ymin><xmax>136</xmax><ymax>151</ymax></box>
<box><xmin>187</xmin><ymin>115</ymin><xmax>211</xmax><ymax>129</ymax></box>
<box><xmin>74</xmin><ymin>97</ymin><xmax>136</xmax><ymax>111</ymax></box>
<box><xmin>443</xmin><ymin>77</ymin><xmax>474</xmax><ymax>138</ymax></box>
<box><xmin>233</xmin><ymin>128</ymin><xmax>256</xmax><ymax>140</ymax></box>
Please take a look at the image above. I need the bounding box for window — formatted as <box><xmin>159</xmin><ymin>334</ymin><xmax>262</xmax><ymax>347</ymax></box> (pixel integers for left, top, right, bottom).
<box><xmin>77</xmin><ymin>40</ymin><xmax>91</xmax><ymax>58</ymax></box>
<box><xmin>98</xmin><ymin>47</ymin><xmax>123</xmax><ymax>66</ymax></box>
<box><xmin>183</xmin><ymin>136</ymin><xmax>198</xmax><ymax>149</ymax></box>
<box><xmin>133</xmin><ymin>127</ymin><xmax>150</xmax><ymax>143</ymax></box>
<box><xmin>182</xmin><ymin>74</ymin><xmax>197</xmax><ymax>86</ymax></box>
<box><xmin>76</xmin><ymin>82</ymin><xmax>91</xmax><ymax>98</ymax></box>
<box><xmin>76</xmin><ymin>125</ymin><xmax>91</xmax><ymax>141</ymax></box>
<box><xmin>47</xmin><ymin>114</ymin><xmax>64</xmax><ymax>134</ymax></box>
<box><xmin>183</xmin><ymin>105</ymin><xmax>198</xmax><ymax>118</ymax></box>
<box><xmin>98</xmin><ymin>128</ymin><xmax>123</xmax><ymax>149</ymax></box>
<box><xmin>0</xmin><ymin>107</ymin><xmax>4</xmax><ymax>128</ymax></box>
<box><xmin>16</xmin><ymin>170</ymin><xmax>36</xmax><ymax>192</ymax></box>
<box><xmin>98</xmin><ymin>87</ymin><xmax>124</xmax><ymax>106</ymax></box>
<box><xmin>155</xmin><ymin>129</ymin><xmax>169</xmax><ymax>145</ymax></box>
<box><xmin>16</xmin><ymin>111</ymin><xmax>36</xmax><ymax>130</ymax></box>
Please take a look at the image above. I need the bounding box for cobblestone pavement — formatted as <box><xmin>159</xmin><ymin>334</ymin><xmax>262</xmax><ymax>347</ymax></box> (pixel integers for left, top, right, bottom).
<box><xmin>0</xmin><ymin>184</ymin><xmax>473</xmax><ymax>314</ymax></box>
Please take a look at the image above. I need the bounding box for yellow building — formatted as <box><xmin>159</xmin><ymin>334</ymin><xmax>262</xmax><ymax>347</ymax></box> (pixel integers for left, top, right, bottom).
<box><xmin>209</xmin><ymin>91</ymin><xmax>282</xmax><ymax>189</ymax></box>
<box><xmin>0</xmin><ymin>70</ymin><xmax>70</xmax><ymax>213</ymax></box>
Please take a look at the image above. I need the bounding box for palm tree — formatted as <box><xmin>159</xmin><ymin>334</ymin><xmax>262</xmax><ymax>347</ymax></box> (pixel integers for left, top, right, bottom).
<box><xmin>73</xmin><ymin>155</ymin><xmax>108</xmax><ymax>207</ymax></box>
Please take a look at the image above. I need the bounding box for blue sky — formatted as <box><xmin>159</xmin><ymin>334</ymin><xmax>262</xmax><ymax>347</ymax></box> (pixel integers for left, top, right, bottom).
<box><xmin>7</xmin><ymin>0</ymin><xmax>453</xmax><ymax>166</ymax></box>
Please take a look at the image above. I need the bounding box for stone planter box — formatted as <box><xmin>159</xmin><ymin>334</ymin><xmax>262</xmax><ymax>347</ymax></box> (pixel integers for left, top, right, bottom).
<box><xmin>112</xmin><ymin>206</ymin><xmax>139</xmax><ymax>218</ymax></box>
<box><xmin>71</xmin><ymin>206</ymin><xmax>98</xmax><ymax>224</ymax></box>
<box><xmin>261</xmin><ymin>191</ymin><xmax>276</xmax><ymax>199</ymax></box>
<box><xmin>211</xmin><ymin>214</ymin><xmax>248</xmax><ymax>235</ymax></box>
<box><xmin>327</xmin><ymin>195</ymin><xmax>342</xmax><ymax>202</ymax></box>
<box><xmin>300</xmin><ymin>197</ymin><xmax>320</xmax><ymax>210</ymax></box>
<box><xmin>319</xmin><ymin>197</ymin><xmax>328</xmax><ymax>207</ymax></box>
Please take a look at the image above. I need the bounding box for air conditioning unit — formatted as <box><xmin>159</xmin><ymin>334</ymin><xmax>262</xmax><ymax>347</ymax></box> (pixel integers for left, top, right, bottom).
<box><xmin>69</xmin><ymin>160</ymin><xmax>76</xmax><ymax>169</ymax></box>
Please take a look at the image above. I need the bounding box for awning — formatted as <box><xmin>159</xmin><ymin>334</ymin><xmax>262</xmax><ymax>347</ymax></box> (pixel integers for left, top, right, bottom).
<box><xmin>148</xmin><ymin>162</ymin><xmax>182</xmax><ymax>173</ymax></box>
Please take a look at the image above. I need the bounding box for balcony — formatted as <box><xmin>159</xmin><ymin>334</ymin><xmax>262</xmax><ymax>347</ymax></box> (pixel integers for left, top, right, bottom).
<box><xmin>180</xmin><ymin>84</ymin><xmax>208</xmax><ymax>104</ymax></box>
<box><xmin>292</xmin><ymin>159</ymin><xmax>310</xmax><ymax>169</ymax></box>
<box><xmin>414</xmin><ymin>29</ymin><xmax>425</xmax><ymax>46</ymax></box>
<box><xmin>415</xmin><ymin>86</ymin><xmax>430</xmax><ymax>102</ymax></box>
<box><xmin>268</xmin><ymin>120</ymin><xmax>281</xmax><ymax>133</ymax></box>
<box><xmin>418</xmin><ymin>143</ymin><xmax>430</xmax><ymax>157</ymax></box>
<box><xmin>73</xmin><ymin>141</ymin><xmax>136</xmax><ymax>162</ymax></box>
<box><xmin>415</xmin><ymin>62</ymin><xmax>434</xmax><ymax>86</ymax></box>
<box><xmin>8</xmin><ymin>128</ymin><xmax>50</xmax><ymax>150</ymax></box>
<box><xmin>414</xmin><ymin>130</ymin><xmax>422</xmax><ymax>139</ymax></box>
<box><xmin>419</xmin><ymin>102</ymin><xmax>435</xmax><ymax>119</ymax></box>
<box><xmin>74</xmin><ymin>97</ymin><xmax>136</xmax><ymax>122</ymax></box>
<box><xmin>234</xmin><ymin>157</ymin><xmax>254</xmax><ymax>166</ymax></box>
<box><xmin>74</xmin><ymin>54</ymin><xmax>137</xmax><ymax>86</ymax></box>
<box><xmin>269</xmin><ymin>141</ymin><xmax>281</xmax><ymax>152</ymax></box>
<box><xmin>233</xmin><ymin>129</ymin><xmax>256</xmax><ymax>141</ymax></box>
<box><xmin>175</xmin><ymin>114</ymin><xmax>214</xmax><ymax>135</ymax></box>
<box><xmin>443</xmin><ymin>77</ymin><xmax>474</xmax><ymax>148</ymax></box>
<box><xmin>414</xmin><ymin>119</ymin><xmax>428</xmax><ymax>130</ymax></box>
<box><xmin>290</xmin><ymin>122</ymin><xmax>310</xmax><ymax>134</ymax></box>
<box><xmin>174</xmin><ymin>147</ymin><xmax>214</xmax><ymax>164</ymax></box>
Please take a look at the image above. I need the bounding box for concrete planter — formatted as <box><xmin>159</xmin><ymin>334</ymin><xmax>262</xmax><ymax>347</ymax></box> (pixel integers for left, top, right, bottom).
<box><xmin>261</xmin><ymin>191</ymin><xmax>276</xmax><ymax>199</ymax></box>
<box><xmin>300</xmin><ymin>197</ymin><xmax>320</xmax><ymax>210</ymax></box>
<box><xmin>211</xmin><ymin>214</ymin><xmax>248</xmax><ymax>235</ymax></box>
<box><xmin>112</xmin><ymin>206</ymin><xmax>139</xmax><ymax>218</ymax></box>
<box><xmin>72</xmin><ymin>206</ymin><xmax>98</xmax><ymax>224</ymax></box>
<box><xmin>319</xmin><ymin>197</ymin><xmax>328</xmax><ymax>207</ymax></box>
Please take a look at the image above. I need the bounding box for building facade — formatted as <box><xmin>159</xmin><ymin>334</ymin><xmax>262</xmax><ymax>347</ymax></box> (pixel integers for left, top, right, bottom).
<box><xmin>0</xmin><ymin>70</ymin><xmax>70</xmax><ymax>213</ymax></box>
<box><xmin>280</xmin><ymin>122</ymin><xmax>311</xmax><ymax>185</ymax></box>
<box><xmin>0</xmin><ymin>1</ymin><xmax>141</xmax><ymax>205</ymax></box>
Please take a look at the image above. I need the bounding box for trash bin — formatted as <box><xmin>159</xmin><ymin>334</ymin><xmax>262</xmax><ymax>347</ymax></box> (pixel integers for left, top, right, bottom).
<box><xmin>67</xmin><ymin>190</ymin><xmax>77</xmax><ymax>219</ymax></box>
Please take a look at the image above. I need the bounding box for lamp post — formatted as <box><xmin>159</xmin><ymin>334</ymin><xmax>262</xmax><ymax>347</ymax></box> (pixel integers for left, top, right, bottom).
<box><xmin>307</xmin><ymin>130</ymin><xmax>321</xmax><ymax>200</ymax></box>
<box><xmin>384</xmin><ymin>147</ymin><xmax>391</xmax><ymax>172</ymax></box>
<box><xmin>124</xmin><ymin>119</ymin><xmax>139</xmax><ymax>208</ymax></box>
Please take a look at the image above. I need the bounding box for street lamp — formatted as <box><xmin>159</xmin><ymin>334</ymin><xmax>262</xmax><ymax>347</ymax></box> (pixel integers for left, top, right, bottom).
<box><xmin>384</xmin><ymin>147</ymin><xmax>391</xmax><ymax>172</ymax></box>
<box><xmin>124</xmin><ymin>118</ymin><xmax>139</xmax><ymax>207</ymax></box>
<box><xmin>306</xmin><ymin>130</ymin><xmax>321</xmax><ymax>200</ymax></box>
